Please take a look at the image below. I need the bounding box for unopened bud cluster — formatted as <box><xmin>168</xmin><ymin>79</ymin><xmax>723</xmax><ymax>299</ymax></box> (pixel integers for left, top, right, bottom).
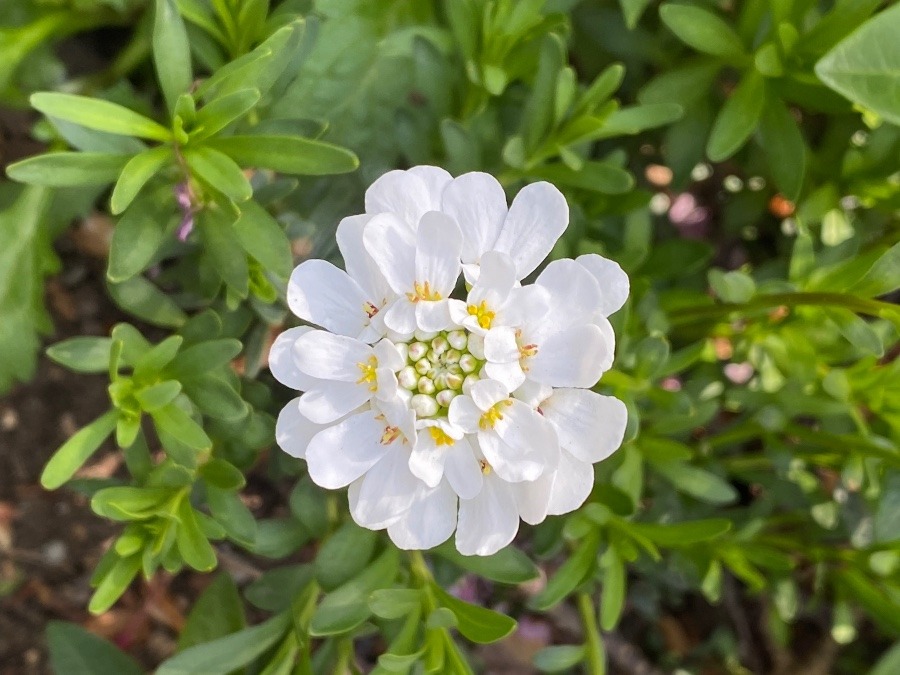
<box><xmin>396</xmin><ymin>329</ymin><xmax>482</xmax><ymax>418</ymax></box>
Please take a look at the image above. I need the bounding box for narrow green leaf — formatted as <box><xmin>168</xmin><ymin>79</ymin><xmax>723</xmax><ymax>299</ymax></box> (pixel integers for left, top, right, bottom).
<box><xmin>167</xmin><ymin>339</ymin><xmax>242</xmax><ymax>379</ymax></box>
<box><xmin>315</xmin><ymin>522</ymin><xmax>378</xmax><ymax>591</ymax></box>
<box><xmin>435</xmin><ymin>542</ymin><xmax>539</xmax><ymax>584</ymax></box>
<box><xmin>136</xmin><ymin>380</ymin><xmax>183</xmax><ymax>411</ymax></box>
<box><xmin>824</xmin><ymin>308</ymin><xmax>884</xmax><ymax>357</ymax></box>
<box><xmin>110</xmin><ymin>147</ymin><xmax>173</xmax><ymax>215</ymax></box>
<box><xmin>47</xmin><ymin>337</ymin><xmax>113</xmax><ymax>373</ymax></box>
<box><xmin>41</xmin><ymin>410</ymin><xmax>118</xmax><ymax>489</ymax></box>
<box><xmin>154</xmin><ymin>0</ymin><xmax>193</xmax><ymax>114</ymax></box>
<box><xmin>207</xmin><ymin>487</ymin><xmax>257</xmax><ymax>548</ymax></box>
<box><xmin>528</xmin><ymin>161</ymin><xmax>634</xmax><ymax>194</ymax></box>
<box><xmin>186</xmin><ymin>146</ymin><xmax>252</xmax><ymax>202</ymax></box>
<box><xmin>89</xmin><ymin>553</ymin><xmax>141</xmax><ymax>614</ymax></box>
<box><xmin>707</xmin><ymin>71</ymin><xmax>765</xmax><ymax>162</ymax></box>
<box><xmin>206</xmin><ymin>135</ymin><xmax>358</xmax><ymax>175</ymax></box>
<box><xmin>178</xmin><ymin>574</ymin><xmax>246</xmax><ymax>650</ymax></box>
<box><xmin>598</xmin><ymin>103</ymin><xmax>684</xmax><ymax>137</ymax></box>
<box><xmin>848</xmin><ymin>241</ymin><xmax>900</xmax><ymax>298</ymax></box>
<box><xmin>133</xmin><ymin>335</ymin><xmax>184</xmax><ymax>380</ymax></box>
<box><xmin>758</xmin><ymin>96</ymin><xmax>806</xmax><ymax>200</ymax></box>
<box><xmin>530</xmin><ymin>533</ymin><xmax>601</xmax><ymax>610</ymax></box>
<box><xmin>91</xmin><ymin>486</ymin><xmax>174</xmax><ymax>520</ymax></box>
<box><xmin>47</xmin><ymin>621</ymin><xmax>144</xmax><ymax>675</ymax></box>
<box><xmin>660</xmin><ymin>3</ymin><xmax>746</xmax><ymax>59</ymax></box>
<box><xmin>232</xmin><ymin>201</ymin><xmax>293</xmax><ymax>278</ymax></box>
<box><xmin>369</xmin><ymin>588</ymin><xmax>422</xmax><ymax>620</ymax></box>
<box><xmin>176</xmin><ymin>499</ymin><xmax>218</xmax><ymax>571</ymax></box>
<box><xmin>199</xmin><ymin>458</ymin><xmax>246</xmax><ymax>491</ymax></box>
<box><xmin>652</xmin><ymin>460</ymin><xmax>738</xmax><ymax>504</ymax></box>
<box><xmin>431</xmin><ymin>583</ymin><xmax>517</xmax><ymax>644</ymax></box>
<box><xmin>6</xmin><ymin>152</ymin><xmax>129</xmax><ymax>187</ymax></box>
<box><xmin>191</xmin><ymin>89</ymin><xmax>261</xmax><ymax>141</ymax></box>
<box><xmin>108</xmin><ymin>197</ymin><xmax>171</xmax><ymax>282</ymax></box>
<box><xmin>523</xmin><ymin>34</ymin><xmax>565</xmax><ymax>152</ymax></box>
<box><xmin>198</xmin><ymin>209</ymin><xmax>250</xmax><ymax>296</ymax></box>
<box><xmin>151</xmin><ymin>402</ymin><xmax>211</xmax><ymax>451</ymax></box>
<box><xmin>629</xmin><ymin>519</ymin><xmax>732</xmax><ymax>546</ymax></box>
<box><xmin>599</xmin><ymin>549</ymin><xmax>625</xmax><ymax>630</ymax></box>
<box><xmin>31</xmin><ymin>92</ymin><xmax>171</xmax><ymax>141</ymax></box>
<box><xmin>533</xmin><ymin>645</ymin><xmax>586</xmax><ymax>673</ymax></box>
<box><xmin>107</xmin><ymin>277</ymin><xmax>188</xmax><ymax>328</ymax></box>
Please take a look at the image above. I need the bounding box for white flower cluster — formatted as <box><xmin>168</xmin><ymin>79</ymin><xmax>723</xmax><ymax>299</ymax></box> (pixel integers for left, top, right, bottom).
<box><xmin>270</xmin><ymin>166</ymin><xmax>628</xmax><ymax>556</ymax></box>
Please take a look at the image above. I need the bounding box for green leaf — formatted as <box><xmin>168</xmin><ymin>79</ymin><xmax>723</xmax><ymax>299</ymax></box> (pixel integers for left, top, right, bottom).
<box><xmin>107</xmin><ymin>276</ymin><xmax>188</xmax><ymax>328</ymax></box>
<box><xmin>6</xmin><ymin>152</ymin><xmax>129</xmax><ymax>187</ymax></box>
<box><xmin>871</xmin><ymin>642</ymin><xmax>900</xmax><ymax>675</ymax></box>
<box><xmin>245</xmin><ymin>518</ymin><xmax>307</xmax><ymax>558</ymax></box>
<box><xmin>533</xmin><ymin>645</ymin><xmax>586</xmax><ymax>673</ymax></box>
<box><xmin>310</xmin><ymin>547</ymin><xmax>400</xmax><ymax>636</ymax></box>
<box><xmin>47</xmin><ymin>621</ymin><xmax>143</xmax><ymax>675</ymax></box>
<box><xmin>708</xmin><ymin>269</ymin><xmax>756</xmax><ymax>303</ymax></box>
<box><xmin>198</xmin><ymin>209</ymin><xmax>250</xmax><ymax>296</ymax></box>
<box><xmin>154</xmin><ymin>0</ymin><xmax>193</xmax><ymax>114</ymax></box>
<box><xmin>133</xmin><ymin>335</ymin><xmax>184</xmax><ymax>380</ymax></box>
<box><xmin>136</xmin><ymin>380</ymin><xmax>183</xmax><ymax>411</ymax></box>
<box><xmin>110</xmin><ymin>147</ymin><xmax>173</xmax><ymax>215</ymax></box>
<box><xmin>192</xmin><ymin>89</ymin><xmax>261</xmax><ymax>141</ymax></box>
<box><xmin>41</xmin><ymin>410</ymin><xmax>118</xmax><ymax>489</ymax></box>
<box><xmin>186</xmin><ymin>146</ymin><xmax>252</xmax><ymax>202</ymax></box>
<box><xmin>167</xmin><ymin>338</ymin><xmax>241</xmax><ymax>379</ymax></box>
<box><xmin>629</xmin><ymin>519</ymin><xmax>732</xmax><ymax>546</ymax></box>
<box><xmin>651</xmin><ymin>460</ymin><xmax>738</xmax><ymax>504</ymax></box>
<box><xmin>199</xmin><ymin>458</ymin><xmax>246</xmax><ymax>490</ymax></box>
<box><xmin>158</xmin><ymin>611</ymin><xmax>292</xmax><ymax>675</ymax></box>
<box><xmin>31</xmin><ymin>92</ymin><xmax>171</xmax><ymax>141</ymax></box>
<box><xmin>824</xmin><ymin>308</ymin><xmax>884</xmax><ymax>357</ymax></box>
<box><xmin>599</xmin><ymin>549</ymin><xmax>625</xmax><ymax>631</ymax></box>
<box><xmin>47</xmin><ymin>337</ymin><xmax>113</xmax><ymax>373</ymax></box>
<box><xmin>431</xmin><ymin>583</ymin><xmax>517</xmax><ymax>644</ymax></box>
<box><xmin>151</xmin><ymin>402</ymin><xmax>211</xmax><ymax>451</ymax></box>
<box><xmin>435</xmin><ymin>542</ymin><xmax>539</xmax><ymax>584</ymax></box>
<box><xmin>207</xmin><ymin>487</ymin><xmax>257</xmax><ymax>547</ymax></box>
<box><xmin>206</xmin><ymin>135</ymin><xmax>359</xmax><ymax>175</ymax></box>
<box><xmin>528</xmin><ymin>161</ymin><xmax>634</xmax><ymax>194</ymax></box>
<box><xmin>89</xmin><ymin>553</ymin><xmax>141</xmax><ymax>614</ymax></box>
<box><xmin>848</xmin><ymin>241</ymin><xmax>900</xmax><ymax>298</ymax></box>
<box><xmin>659</xmin><ymin>3</ymin><xmax>746</xmax><ymax>59</ymax></box>
<box><xmin>599</xmin><ymin>103</ymin><xmax>684</xmax><ymax>137</ymax></box>
<box><xmin>176</xmin><ymin>498</ymin><xmax>218</xmax><ymax>571</ymax></box>
<box><xmin>316</xmin><ymin>521</ymin><xmax>378</xmax><ymax>591</ymax></box>
<box><xmin>836</xmin><ymin>569</ymin><xmax>900</xmax><ymax>634</ymax></box>
<box><xmin>232</xmin><ymin>201</ymin><xmax>293</xmax><ymax>278</ymax></box>
<box><xmin>107</xmin><ymin>195</ymin><xmax>171</xmax><ymax>282</ymax></box>
<box><xmin>91</xmin><ymin>486</ymin><xmax>174</xmax><ymax>520</ymax></box>
<box><xmin>758</xmin><ymin>96</ymin><xmax>806</xmax><ymax>201</ymax></box>
<box><xmin>523</xmin><ymin>34</ymin><xmax>565</xmax><ymax>152</ymax></box>
<box><xmin>369</xmin><ymin>588</ymin><xmax>422</xmax><ymax>620</ymax></box>
<box><xmin>530</xmin><ymin>533</ymin><xmax>601</xmax><ymax>610</ymax></box>
<box><xmin>245</xmin><ymin>565</ymin><xmax>316</xmax><ymax>612</ymax></box>
<box><xmin>707</xmin><ymin>71</ymin><xmax>765</xmax><ymax>161</ymax></box>
<box><xmin>178</xmin><ymin>574</ymin><xmax>246</xmax><ymax>650</ymax></box>
<box><xmin>814</xmin><ymin>4</ymin><xmax>900</xmax><ymax>126</ymax></box>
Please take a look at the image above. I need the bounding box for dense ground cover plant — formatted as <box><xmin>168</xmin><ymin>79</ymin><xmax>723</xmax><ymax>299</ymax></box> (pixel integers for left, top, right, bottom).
<box><xmin>1</xmin><ymin>0</ymin><xmax>899</xmax><ymax>672</ymax></box>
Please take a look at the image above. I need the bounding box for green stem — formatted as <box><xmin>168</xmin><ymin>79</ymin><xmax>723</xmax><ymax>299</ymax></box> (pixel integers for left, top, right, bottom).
<box><xmin>669</xmin><ymin>292</ymin><xmax>900</xmax><ymax>326</ymax></box>
<box><xmin>577</xmin><ymin>592</ymin><xmax>606</xmax><ymax>675</ymax></box>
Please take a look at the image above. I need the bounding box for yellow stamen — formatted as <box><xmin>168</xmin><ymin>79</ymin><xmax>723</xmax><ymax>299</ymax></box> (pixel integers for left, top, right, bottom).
<box><xmin>428</xmin><ymin>426</ymin><xmax>455</xmax><ymax>447</ymax></box>
<box><xmin>381</xmin><ymin>425</ymin><xmax>402</xmax><ymax>445</ymax></box>
<box><xmin>519</xmin><ymin>343</ymin><xmax>538</xmax><ymax>358</ymax></box>
<box><xmin>479</xmin><ymin>459</ymin><xmax>492</xmax><ymax>475</ymax></box>
<box><xmin>467</xmin><ymin>300</ymin><xmax>495</xmax><ymax>329</ymax></box>
<box><xmin>406</xmin><ymin>280</ymin><xmax>442</xmax><ymax>303</ymax></box>
<box><xmin>363</xmin><ymin>301</ymin><xmax>379</xmax><ymax>318</ymax></box>
<box><xmin>356</xmin><ymin>355</ymin><xmax>378</xmax><ymax>392</ymax></box>
<box><xmin>479</xmin><ymin>399</ymin><xmax>511</xmax><ymax>430</ymax></box>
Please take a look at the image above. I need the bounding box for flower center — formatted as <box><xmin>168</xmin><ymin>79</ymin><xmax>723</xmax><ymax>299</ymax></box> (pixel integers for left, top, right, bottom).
<box><xmin>428</xmin><ymin>427</ymin><xmax>455</xmax><ymax>446</ymax></box>
<box><xmin>467</xmin><ymin>300</ymin><xmax>495</xmax><ymax>329</ymax></box>
<box><xmin>356</xmin><ymin>356</ymin><xmax>378</xmax><ymax>391</ymax></box>
<box><xmin>479</xmin><ymin>399</ymin><xmax>511</xmax><ymax>430</ymax></box>
<box><xmin>407</xmin><ymin>280</ymin><xmax>442</xmax><ymax>302</ymax></box>
<box><xmin>398</xmin><ymin>329</ymin><xmax>483</xmax><ymax>419</ymax></box>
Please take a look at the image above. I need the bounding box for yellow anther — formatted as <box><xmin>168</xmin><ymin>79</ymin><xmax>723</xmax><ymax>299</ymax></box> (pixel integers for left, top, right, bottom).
<box><xmin>519</xmin><ymin>343</ymin><xmax>538</xmax><ymax>358</ymax></box>
<box><xmin>479</xmin><ymin>399</ymin><xmax>511</xmax><ymax>431</ymax></box>
<box><xmin>467</xmin><ymin>300</ymin><xmax>495</xmax><ymax>329</ymax></box>
<box><xmin>428</xmin><ymin>426</ymin><xmax>455</xmax><ymax>447</ymax></box>
<box><xmin>407</xmin><ymin>280</ymin><xmax>442</xmax><ymax>303</ymax></box>
<box><xmin>478</xmin><ymin>459</ymin><xmax>492</xmax><ymax>475</ymax></box>
<box><xmin>381</xmin><ymin>425</ymin><xmax>402</xmax><ymax>445</ymax></box>
<box><xmin>356</xmin><ymin>356</ymin><xmax>378</xmax><ymax>391</ymax></box>
<box><xmin>363</xmin><ymin>301</ymin><xmax>380</xmax><ymax>318</ymax></box>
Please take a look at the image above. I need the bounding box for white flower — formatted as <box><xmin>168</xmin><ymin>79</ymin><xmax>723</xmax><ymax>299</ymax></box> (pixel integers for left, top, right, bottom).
<box><xmin>271</xmin><ymin>166</ymin><xmax>629</xmax><ymax>556</ymax></box>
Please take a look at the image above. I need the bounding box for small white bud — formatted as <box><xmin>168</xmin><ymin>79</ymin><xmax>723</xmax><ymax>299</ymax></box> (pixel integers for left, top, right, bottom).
<box><xmin>445</xmin><ymin>372</ymin><xmax>464</xmax><ymax>390</ymax></box>
<box><xmin>447</xmin><ymin>330</ymin><xmax>467</xmax><ymax>350</ymax></box>
<box><xmin>431</xmin><ymin>336</ymin><xmax>449</xmax><ymax>354</ymax></box>
<box><xmin>436</xmin><ymin>390</ymin><xmax>456</xmax><ymax>407</ymax></box>
<box><xmin>414</xmin><ymin>329</ymin><xmax>438</xmax><ymax>341</ymax></box>
<box><xmin>417</xmin><ymin>376</ymin><xmax>436</xmax><ymax>395</ymax></box>
<box><xmin>426</xmin><ymin>349</ymin><xmax>439</xmax><ymax>363</ymax></box>
<box><xmin>411</xmin><ymin>394</ymin><xmax>439</xmax><ymax>417</ymax></box>
<box><xmin>462</xmin><ymin>374</ymin><xmax>480</xmax><ymax>395</ymax></box>
<box><xmin>394</xmin><ymin>342</ymin><xmax>409</xmax><ymax>362</ymax></box>
<box><xmin>415</xmin><ymin>358</ymin><xmax>431</xmax><ymax>375</ymax></box>
<box><xmin>444</xmin><ymin>349</ymin><xmax>461</xmax><ymax>364</ymax></box>
<box><xmin>398</xmin><ymin>366</ymin><xmax>418</xmax><ymax>390</ymax></box>
<box><xmin>408</xmin><ymin>342</ymin><xmax>428</xmax><ymax>361</ymax></box>
<box><xmin>459</xmin><ymin>354</ymin><xmax>478</xmax><ymax>373</ymax></box>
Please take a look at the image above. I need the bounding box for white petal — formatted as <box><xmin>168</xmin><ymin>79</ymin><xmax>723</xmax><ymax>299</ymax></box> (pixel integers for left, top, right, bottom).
<box><xmin>441</xmin><ymin>172</ymin><xmax>508</xmax><ymax>263</ymax></box>
<box><xmin>294</xmin><ymin>330</ymin><xmax>372</xmax><ymax>382</ymax></box>
<box><xmin>456</xmin><ymin>475</ymin><xmax>519</xmax><ymax>556</ymax></box>
<box><xmin>444</xmin><ymin>438</ymin><xmax>483</xmax><ymax>500</ymax></box>
<box><xmin>387</xmin><ymin>480</ymin><xmax>456</xmax><ymax>550</ymax></box>
<box><xmin>409</xmin><ymin>430</ymin><xmax>449</xmax><ymax>487</ymax></box>
<box><xmin>352</xmin><ymin>445</ymin><xmax>421</xmax><ymax>529</ymax></box>
<box><xmin>512</xmin><ymin>472</ymin><xmax>554</xmax><ymax>525</ymax></box>
<box><xmin>269</xmin><ymin>327</ymin><xmax>316</xmax><ymax>390</ymax></box>
<box><xmin>472</xmin><ymin>250</ymin><xmax>516</xmax><ymax>301</ymax></box>
<box><xmin>484</xmin><ymin>361</ymin><xmax>527</xmax><ymax>392</ymax></box>
<box><xmin>373</xmin><ymin>339</ymin><xmax>405</xmax><ymax>371</ymax></box>
<box><xmin>407</xmin><ymin>166</ymin><xmax>452</xmax><ymax>208</ymax></box>
<box><xmin>363</xmin><ymin>213</ymin><xmax>416</xmax><ymax>294</ymax></box>
<box><xmin>447</xmin><ymin>299</ymin><xmax>470</xmax><ymax>326</ymax></box>
<box><xmin>336</xmin><ymin>213</ymin><xmax>392</xmax><ymax>304</ymax></box>
<box><xmin>448</xmin><ymin>395</ymin><xmax>482</xmax><ymax>433</ymax></box>
<box><xmin>470</xmin><ymin>378</ymin><xmax>509</xmax><ymax>411</ymax></box>
<box><xmin>540</xmin><ymin>389</ymin><xmax>627</xmax><ymax>464</ymax></box>
<box><xmin>512</xmin><ymin>379</ymin><xmax>553</xmax><ymax>408</ymax></box>
<box><xmin>536</xmin><ymin>258</ymin><xmax>602</xmax><ymax>329</ymax></box>
<box><xmin>384</xmin><ymin>299</ymin><xmax>418</xmax><ymax>334</ymax></box>
<box><xmin>365</xmin><ymin>170</ymin><xmax>433</xmax><ymax>229</ymax></box>
<box><xmin>547</xmin><ymin>453</ymin><xmax>594</xmax><ymax>516</ymax></box>
<box><xmin>528</xmin><ymin>324</ymin><xmax>611</xmax><ymax>388</ymax></box>
<box><xmin>415</xmin><ymin>211</ymin><xmax>462</xmax><ymax>295</ymax></box>
<box><xmin>287</xmin><ymin>260</ymin><xmax>371</xmax><ymax>338</ymax></box>
<box><xmin>275</xmin><ymin>398</ymin><xmax>326</xmax><ymax>459</ymax></box>
<box><xmin>488</xmin><ymin>400</ymin><xmax>558</xmax><ymax>482</ymax></box>
<box><xmin>305</xmin><ymin>410</ymin><xmax>392</xmax><ymax>488</ymax></box>
<box><xmin>416</xmin><ymin>300</ymin><xmax>454</xmax><ymax>332</ymax></box>
<box><xmin>593</xmin><ymin>315</ymin><xmax>616</xmax><ymax>372</ymax></box>
<box><xmin>298</xmin><ymin>381</ymin><xmax>371</xmax><ymax>424</ymax></box>
<box><xmin>479</xmin><ymin>431</ymin><xmax>543</xmax><ymax>483</ymax></box>
<box><xmin>483</xmin><ymin>327</ymin><xmax>519</xmax><ymax>363</ymax></box>
<box><xmin>494</xmin><ymin>182</ymin><xmax>568</xmax><ymax>280</ymax></box>
<box><xmin>577</xmin><ymin>253</ymin><xmax>629</xmax><ymax>316</ymax></box>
